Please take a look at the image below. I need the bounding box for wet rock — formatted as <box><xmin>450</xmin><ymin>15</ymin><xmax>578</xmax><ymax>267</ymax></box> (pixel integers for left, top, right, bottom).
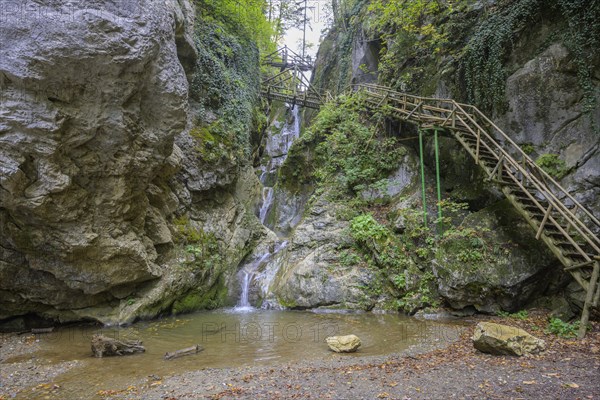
<box><xmin>91</xmin><ymin>334</ymin><xmax>145</xmax><ymax>358</ymax></box>
<box><xmin>266</xmin><ymin>196</ymin><xmax>376</xmax><ymax>310</ymax></box>
<box><xmin>325</xmin><ymin>334</ymin><xmax>362</xmax><ymax>353</ymax></box>
<box><xmin>472</xmin><ymin>322</ymin><xmax>545</xmax><ymax>356</ymax></box>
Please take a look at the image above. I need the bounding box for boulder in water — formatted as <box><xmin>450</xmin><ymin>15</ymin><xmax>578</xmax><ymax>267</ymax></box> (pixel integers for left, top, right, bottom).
<box><xmin>325</xmin><ymin>334</ymin><xmax>362</xmax><ymax>353</ymax></box>
<box><xmin>472</xmin><ymin>322</ymin><xmax>545</xmax><ymax>356</ymax></box>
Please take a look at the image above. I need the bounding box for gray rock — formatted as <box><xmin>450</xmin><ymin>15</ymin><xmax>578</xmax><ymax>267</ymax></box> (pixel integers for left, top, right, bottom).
<box><xmin>0</xmin><ymin>0</ymin><xmax>195</xmax><ymax>322</ymax></box>
<box><xmin>472</xmin><ymin>322</ymin><xmax>545</xmax><ymax>356</ymax></box>
<box><xmin>265</xmin><ymin>196</ymin><xmax>376</xmax><ymax>310</ymax></box>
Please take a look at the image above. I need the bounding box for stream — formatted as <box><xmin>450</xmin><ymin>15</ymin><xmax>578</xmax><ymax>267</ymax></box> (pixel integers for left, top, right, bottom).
<box><xmin>5</xmin><ymin>310</ymin><xmax>463</xmax><ymax>399</ymax></box>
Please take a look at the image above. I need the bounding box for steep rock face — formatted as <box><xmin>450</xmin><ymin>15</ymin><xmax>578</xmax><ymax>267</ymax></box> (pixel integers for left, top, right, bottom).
<box><xmin>495</xmin><ymin>43</ymin><xmax>600</xmax><ymax>220</ymax></box>
<box><xmin>303</xmin><ymin>1</ymin><xmax>598</xmax><ymax>314</ymax></box>
<box><xmin>268</xmin><ymin>197</ymin><xmax>375</xmax><ymax>310</ymax></box>
<box><xmin>268</xmin><ymin>152</ymin><xmax>420</xmax><ymax>310</ymax></box>
<box><xmin>0</xmin><ymin>0</ymin><xmax>194</xmax><ymax>324</ymax></box>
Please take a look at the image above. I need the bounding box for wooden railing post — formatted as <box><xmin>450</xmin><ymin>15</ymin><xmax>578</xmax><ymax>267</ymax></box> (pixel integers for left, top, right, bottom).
<box><xmin>536</xmin><ymin>204</ymin><xmax>553</xmax><ymax>239</ymax></box>
<box><xmin>579</xmin><ymin>261</ymin><xmax>599</xmax><ymax>339</ymax></box>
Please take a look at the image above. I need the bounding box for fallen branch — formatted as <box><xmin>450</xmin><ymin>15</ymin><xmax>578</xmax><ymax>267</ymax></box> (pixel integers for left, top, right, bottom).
<box><xmin>164</xmin><ymin>344</ymin><xmax>203</xmax><ymax>360</ymax></box>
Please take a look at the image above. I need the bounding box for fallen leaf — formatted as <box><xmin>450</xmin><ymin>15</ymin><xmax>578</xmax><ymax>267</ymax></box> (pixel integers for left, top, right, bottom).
<box><xmin>562</xmin><ymin>383</ymin><xmax>579</xmax><ymax>388</ymax></box>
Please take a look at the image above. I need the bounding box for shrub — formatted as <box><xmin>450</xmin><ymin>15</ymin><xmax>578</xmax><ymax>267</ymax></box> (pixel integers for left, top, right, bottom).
<box><xmin>545</xmin><ymin>317</ymin><xmax>580</xmax><ymax>338</ymax></box>
<box><xmin>536</xmin><ymin>153</ymin><xmax>568</xmax><ymax>179</ymax></box>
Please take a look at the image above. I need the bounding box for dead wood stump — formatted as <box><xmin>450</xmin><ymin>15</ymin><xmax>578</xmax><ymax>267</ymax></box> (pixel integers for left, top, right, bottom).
<box><xmin>91</xmin><ymin>334</ymin><xmax>145</xmax><ymax>358</ymax></box>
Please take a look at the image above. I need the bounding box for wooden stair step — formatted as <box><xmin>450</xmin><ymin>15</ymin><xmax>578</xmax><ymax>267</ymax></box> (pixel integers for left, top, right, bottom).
<box><xmin>562</xmin><ymin>251</ymin><xmax>590</xmax><ymax>259</ymax></box>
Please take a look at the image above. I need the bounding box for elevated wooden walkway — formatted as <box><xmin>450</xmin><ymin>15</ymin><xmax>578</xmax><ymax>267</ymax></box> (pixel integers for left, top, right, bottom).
<box><xmin>262</xmin><ymin>46</ymin><xmax>314</xmax><ymax>72</ymax></box>
<box><xmin>260</xmin><ymin>80</ymin><xmax>600</xmax><ymax>338</ymax></box>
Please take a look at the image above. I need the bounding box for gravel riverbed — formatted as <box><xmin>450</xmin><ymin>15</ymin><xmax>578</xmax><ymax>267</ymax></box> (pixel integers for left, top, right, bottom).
<box><xmin>1</xmin><ymin>311</ymin><xmax>598</xmax><ymax>400</ymax></box>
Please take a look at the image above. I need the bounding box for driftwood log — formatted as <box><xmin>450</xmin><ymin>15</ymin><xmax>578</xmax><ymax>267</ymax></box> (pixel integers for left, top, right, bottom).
<box><xmin>91</xmin><ymin>334</ymin><xmax>145</xmax><ymax>358</ymax></box>
<box><xmin>164</xmin><ymin>344</ymin><xmax>203</xmax><ymax>360</ymax></box>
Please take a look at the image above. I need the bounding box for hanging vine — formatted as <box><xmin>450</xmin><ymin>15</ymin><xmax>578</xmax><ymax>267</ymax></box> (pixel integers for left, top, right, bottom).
<box><xmin>462</xmin><ymin>0</ymin><xmax>600</xmax><ymax>114</ymax></box>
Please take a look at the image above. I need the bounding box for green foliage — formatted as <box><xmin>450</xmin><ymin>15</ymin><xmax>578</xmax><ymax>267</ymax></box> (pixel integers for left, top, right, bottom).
<box><xmin>350</xmin><ymin>214</ymin><xmax>411</xmax><ymax>271</ymax></box>
<box><xmin>521</xmin><ymin>143</ymin><xmax>535</xmax><ymax>155</ymax></box>
<box><xmin>308</xmin><ymin>94</ymin><xmax>406</xmax><ymax>200</ymax></box>
<box><xmin>339</xmin><ymin>250</ymin><xmax>362</xmax><ymax>267</ymax></box>
<box><xmin>350</xmin><ymin>214</ymin><xmax>389</xmax><ymax>244</ymax></box>
<box><xmin>195</xmin><ymin>0</ymin><xmax>276</xmax><ymax>54</ymax></box>
<box><xmin>462</xmin><ymin>0</ymin><xmax>540</xmax><ymax>112</ymax></box>
<box><xmin>173</xmin><ymin>216</ymin><xmax>203</xmax><ymax>244</ymax></box>
<box><xmin>190</xmin><ymin>121</ymin><xmax>235</xmax><ymax>163</ymax></box>
<box><xmin>190</xmin><ymin>19</ymin><xmax>262</xmax><ymax>164</ymax></box>
<box><xmin>545</xmin><ymin>317</ymin><xmax>580</xmax><ymax>338</ymax></box>
<box><xmin>497</xmin><ymin>310</ymin><xmax>529</xmax><ymax>320</ymax></box>
<box><xmin>553</xmin><ymin>0</ymin><xmax>600</xmax><ymax>112</ymax></box>
<box><xmin>368</xmin><ymin>0</ymin><xmax>456</xmax><ymax>91</ymax></box>
<box><xmin>173</xmin><ymin>216</ymin><xmax>222</xmax><ymax>272</ymax></box>
<box><xmin>396</xmin><ymin>271</ymin><xmax>439</xmax><ymax>313</ymax></box>
<box><xmin>369</xmin><ymin>0</ymin><xmax>448</xmax><ymax>51</ymax></box>
<box><xmin>536</xmin><ymin>153</ymin><xmax>568</xmax><ymax>179</ymax></box>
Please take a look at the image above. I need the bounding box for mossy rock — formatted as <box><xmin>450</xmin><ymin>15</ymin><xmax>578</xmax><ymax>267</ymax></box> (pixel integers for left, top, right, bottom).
<box><xmin>172</xmin><ymin>278</ymin><xmax>228</xmax><ymax>314</ymax></box>
<box><xmin>434</xmin><ymin>199</ymin><xmax>557</xmax><ymax>313</ymax></box>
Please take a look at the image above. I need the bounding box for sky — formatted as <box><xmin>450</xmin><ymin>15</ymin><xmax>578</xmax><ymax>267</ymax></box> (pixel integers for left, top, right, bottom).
<box><xmin>283</xmin><ymin>0</ymin><xmax>331</xmax><ymax>61</ymax></box>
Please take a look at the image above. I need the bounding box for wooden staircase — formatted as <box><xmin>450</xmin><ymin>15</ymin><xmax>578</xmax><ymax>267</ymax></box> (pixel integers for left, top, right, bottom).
<box><xmin>260</xmin><ymin>81</ymin><xmax>600</xmax><ymax>337</ymax></box>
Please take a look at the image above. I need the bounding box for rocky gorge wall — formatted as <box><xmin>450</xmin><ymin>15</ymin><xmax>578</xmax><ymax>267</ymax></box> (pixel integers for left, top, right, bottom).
<box><xmin>253</xmin><ymin>0</ymin><xmax>599</xmax><ymax>317</ymax></box>
<box><xmin>0</xmin><ymin>0</ymin><xmax>268</xmax><ymax>329</ymax></box>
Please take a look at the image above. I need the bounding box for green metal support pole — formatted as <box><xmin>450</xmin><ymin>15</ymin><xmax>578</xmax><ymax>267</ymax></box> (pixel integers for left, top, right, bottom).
<box><xmin>418</xmin><ymin>129</ymin><xmax>428</xmax><ymax>227</ymax></box>
<box><xmin>434</xmin><ymin>129</ymin><xmax>443</xmax><ymax>234</ymax></box>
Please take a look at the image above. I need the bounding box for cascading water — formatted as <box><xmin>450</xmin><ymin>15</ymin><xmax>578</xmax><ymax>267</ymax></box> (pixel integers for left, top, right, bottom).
<box><xmin>238</xmin><ymin>272</ymin><xmax>252</xmax><ymax>309</ymax></box>
<box><xmin>256</xmin><ymin>104</ymin><xmax>301</xmax><ymax>229</ymax></box>
<box><xmin>233</xmin><ymin>104</ymin><xmax>301</xmax><ymax>310</ymax></box>
<box><xmin>259</xmin><ymin>187</ymin><xmax>274</xmax><ymax>225</ymax></box>
<box><xmin>234</xmin><ymin>241</ymin><xmax>289</xmax><ymax>311</ymax></box>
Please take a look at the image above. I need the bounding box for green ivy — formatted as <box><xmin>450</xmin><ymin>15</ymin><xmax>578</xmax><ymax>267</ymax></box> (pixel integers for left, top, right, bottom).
<box><xmin>461</xmin><ymin>0</ymin><xmax>540</xmax><ymax>113</ymax></box>
<box><xmin>308</xmin><ymin>94</ymin><xmax>406</xmax><ymax>200</ymax></box>
<box><xmin>462</xmin><ymin>0</ymin><xmax>600</xmax><ymax>113</ymax></box>
<box><xmin>190</xmin><ymin>19</ymin><xmax>262</xmax><ymax>165</ymax></box>
<box><xmin>195</xmin><ymin>0</ymin><xmax>276</xmax><ymax>54</ymax></box>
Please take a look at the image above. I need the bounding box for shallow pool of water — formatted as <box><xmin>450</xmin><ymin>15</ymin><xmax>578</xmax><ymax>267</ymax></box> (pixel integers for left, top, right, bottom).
<box><xmin>7</xmin><ymin>309</ymin><xmax>463</xmax><ymax>399</ymax></box>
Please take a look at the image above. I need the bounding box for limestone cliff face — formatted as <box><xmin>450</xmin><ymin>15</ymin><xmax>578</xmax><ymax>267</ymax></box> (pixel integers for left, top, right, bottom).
<box><xmin>272</xmin><ymin>0</ymin><xmax>597</xmax><ymax>313</ymax></box>
<box><xmin>0</xmin><ymin>0</ymin><xmax>265</xmax><ymax>328</ymax></box>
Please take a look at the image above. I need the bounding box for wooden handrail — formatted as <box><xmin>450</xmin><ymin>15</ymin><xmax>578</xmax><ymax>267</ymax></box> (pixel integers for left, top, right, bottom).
<box><xmin>353</xmin><ymin>83</ymin><xmax>600</xmax><ymax>255</ymax></box>
<box><xmin>260</xmin><ymin>77</ymin><xmax>600</xmax><ymax>337</ymax></box>
<box><xmin>260</xmin><ymin>80</ymin><xmax>599</xmax><ymax>258</ymax></box>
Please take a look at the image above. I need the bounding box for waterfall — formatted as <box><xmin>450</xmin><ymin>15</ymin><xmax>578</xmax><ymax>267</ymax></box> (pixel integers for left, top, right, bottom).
<box><xmin>259</xmin><ymin>187</ymin><xmax>274</xmax><ymax>225</ymax></box>
<box><xmin>238</xmin><ymin>271</ymin><xmax>253</xmax><ymax>309</ymax></box>
<box><xmin>256</xmin><ymin>104</ymin><xmax>301</xmax><ymax>228</ymax></box>
<box><xmin>233</xmin><ymin>241</ymin><xmax>289</xmax><ymax>311</ymax></box>
<box><xmin>234</xmin><ymin>104</ymin><xmax>301</xmax><ymax>310</ymax></box>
